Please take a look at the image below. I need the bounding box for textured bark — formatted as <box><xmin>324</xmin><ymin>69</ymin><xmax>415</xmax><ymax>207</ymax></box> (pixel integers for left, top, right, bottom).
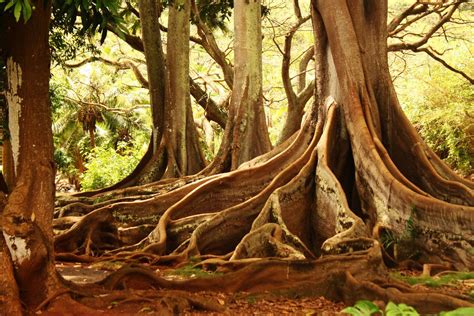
<box><xmin>164</xmin><ymin>0</ymin><xmax>206</xmax><ymax>177</ymax></box>
<box><xmin>313</xmin><ymin>0</ymin><xmax>473</xmax><ymax>268</ymax></box>
<box><xmin>203</xmin><ymin>0</ymin><xmax>272</xmax><ymax>174</ymax></box>
<box><xmin>1</xmin><ymin>0</ymin><xmax>62</xmax><ymax>311</ymax></box>
<box><xmin>53</xmin><ymin>1</ymin><xmax>473</xmax><ymax>313</ymax></box>
<box><xmin>82</xmin><ymin>0</ymin><xmax>205</xmax><ymax>194</ymax></box>
<box><xmin>0</xmin><ymin>192</ymin><xmax>21</xmax><ymax>315</ymax></box>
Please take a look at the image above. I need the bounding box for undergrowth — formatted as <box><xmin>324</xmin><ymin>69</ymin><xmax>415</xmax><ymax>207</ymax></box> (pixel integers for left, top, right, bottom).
<box><xmin>343</xmin><ymin>300</ymin><xmax>474</xmax><ymax>316</ymax></box>
<box><xmin>391</xmin><ymin>271</ymin><xmax>474</xmax><ymax>288</ymax></box>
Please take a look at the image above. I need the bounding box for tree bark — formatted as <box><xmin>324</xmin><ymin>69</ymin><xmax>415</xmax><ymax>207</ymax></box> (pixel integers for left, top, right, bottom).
<box><xmin>52</xmin><ymin>1</ymin><xmax>473</xmax><ymax>312</ymax></box>
<box><xmin>204</xmin><ymin>0</ymin><xmax>272</xmax><ymax>173</ymax></box>
<box><xmin>1</xmin><ymin>0</ymin><xmax>61</xmax><ymax>310</ymax></box>
<box><xmin>165</xmin><ymin>0</ymin><xmax>206</xmax><ymax>177</ymax></box>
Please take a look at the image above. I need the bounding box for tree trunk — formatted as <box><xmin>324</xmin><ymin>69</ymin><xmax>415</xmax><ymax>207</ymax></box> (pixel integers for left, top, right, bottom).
<box><xmin>53</xmin><ymin>0</ymin><xmax>473</xmax><ymax>312</ymax></box>
<box><xmin>204</xmin><ymin>0</ymin><xmax>272</xmax><ymax>173</ymax></box>
<box><xmin>312</xmin><ymin>0</ymin><xmax>473</xmax><ymax>267</ymax></box>
<box><xmin>75</xmin><ymin>0</ymin><xmax>206</xmax><ymax>195</ymax></box>
<box><xmin>1</xmin><ymin>0</ymin><xmax>61</xmax><ymax>310</ymax></box>
<box><xmin>164</xmin><ymin>0</ymin><xmax>206</xmax><ymax>177</ymax></box>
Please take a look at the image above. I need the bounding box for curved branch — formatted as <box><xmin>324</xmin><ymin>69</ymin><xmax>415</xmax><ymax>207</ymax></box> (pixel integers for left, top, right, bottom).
<box><xmin>191</xmin><ymin>4</ymin><xmax>234</xmax><ymax>88</ymax></box>
<box><xmin>415</xmin><ymin>47</ymin><xmax>474</xmax><ymax>84</ymax></box>
<box><xmin>298</xmin><ymin>46</ymin><xmax>314</xmax><ymax>93</ymax></box>
<box><xmin>388</xmin><ymin>1</ymin><xmax>465</xmax><ymax>52</ymax></box>
<box><xmin>64</xmin><ymin>56</ymin><xmax>228</xmax><ymax>126</ymax></box>
<box><xmin>282</xmin><ymin>15</ymin><xmax>311</xmax><ymax>112</ymax></box>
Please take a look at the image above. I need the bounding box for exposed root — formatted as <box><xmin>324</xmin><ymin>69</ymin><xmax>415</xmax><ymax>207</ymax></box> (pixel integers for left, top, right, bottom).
<box><xmin>35</xmin><ymin>289</ymin><xmax>72</xmax><ymax>312</ymax></box>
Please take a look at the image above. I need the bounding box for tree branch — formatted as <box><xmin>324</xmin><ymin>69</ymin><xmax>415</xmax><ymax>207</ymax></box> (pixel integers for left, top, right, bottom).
<box><xmin>415</xmin><ymin>47</ymin><xmax>474</xmax><ymax>84</ymax></box>
<box><xmin>388</xmin><ymin>1</ymin><xmax>465</xmax><ymax>52</ymax></box>
<box><xmin>65</xmin><ymin>56</ymin><xmax>228</xmax><ymax>126</ymax></box>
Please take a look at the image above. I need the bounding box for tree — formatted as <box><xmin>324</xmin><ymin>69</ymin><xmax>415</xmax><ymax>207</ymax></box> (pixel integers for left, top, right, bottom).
<box><xmin>53</xmin><ymin>2</ymin><xmax>473</xmax><ymax>313</ymax></box>
<box><xmin>276</xmin><ymin>0</ymin><xmax>473</xmax><ymax>145</ymax></box>
<box><xmin>75</xmin><ymin>0</ymin><xmax>207</xmax><ymax>192</ymax></box>
<box><xmin>1</xmin><ymin>0</ymin><xmax>472</xmax><ymax>313</ymax></box>
<box><xmin>0</xmin><ymin>0</ymin><xmax>61</xmax><ymax>311</ymax></box>
<box><xmin>204</xmin><ymin>0</ymin><xmax>272</xmax><ymax>173</ymax></box>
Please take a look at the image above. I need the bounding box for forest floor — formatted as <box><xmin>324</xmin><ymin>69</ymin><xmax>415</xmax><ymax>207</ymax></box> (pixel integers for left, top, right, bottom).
<box><xmin>45</xmin><ymin>261</ymin><xmax>473</xmax><ymax>315</ymax></box>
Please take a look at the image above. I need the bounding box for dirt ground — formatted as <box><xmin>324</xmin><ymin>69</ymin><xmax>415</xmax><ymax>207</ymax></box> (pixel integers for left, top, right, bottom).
<box><xmin>47</xmin><ymin>261</ymin><xmax>347</xmax><ymax>315</ymax></box>
<box><xmin>43</xmin><ymin>262</ymin><xmax>471</xmax><ymax>315</ymax></box>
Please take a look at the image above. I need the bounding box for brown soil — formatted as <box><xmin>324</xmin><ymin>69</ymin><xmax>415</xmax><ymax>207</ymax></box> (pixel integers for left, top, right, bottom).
<box><xmin>47</xmin><ymin>262</ymin><xmax>472</xmax><ymax>315</ymax></box>
<box><xmin>50</xmin><ymin>262</ymin><xmax>347</xmax><ymax>315</ymax></box>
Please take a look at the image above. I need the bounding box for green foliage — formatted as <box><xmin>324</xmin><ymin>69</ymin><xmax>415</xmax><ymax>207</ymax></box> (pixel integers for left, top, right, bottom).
<box><xmin>385</xmin><ymin>302</ymin><xmax>419</xmax><ymax>316</ymax></box>
<box><xmin>1</xmin><ymin>0</ymin><xmax>32</xmax><ymax>22</ymax></box>
<box><xmin>80</xmin><ymin>142</ymin><xmax>143</xmax><ymax>190</ymax></box>
<box><xmin>343</xmin><ymin>301</ymin><xmax>474</xmax><ymax>316</ymax></box>
<box><xmin>52</xmin><ymin>0</ymin><xmax>127</xmax><ymax>45</ymax></box>
<box><xmin>195</xmin><ymin>0</ymin><xmax>233</xmax><ymax>30</ymax></box>
<box><xmin>391</xmin><ymin>271</ymin><xmax>474</xmax><ymax>288</ymax></box>
<box><xmin>342</xmin><ymin>300</ymin><xmax>380</xmax><ymax>316</ymax></box>
<box><xmin>440</xmin><ymin>307</ymin><xmax>474</xmax><ymax>316</ymax></box>
<box><xmin>395</xmin><ymin>38</ymin><xmax>473</xmax><ymax>176</ymax></box>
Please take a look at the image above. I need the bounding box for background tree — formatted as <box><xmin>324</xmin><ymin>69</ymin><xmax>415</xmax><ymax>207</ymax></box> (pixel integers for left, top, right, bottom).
<box><xmin>204</xmin><ymin>0</ymin><xmax>272</xmax><ymax>173</ymax></box>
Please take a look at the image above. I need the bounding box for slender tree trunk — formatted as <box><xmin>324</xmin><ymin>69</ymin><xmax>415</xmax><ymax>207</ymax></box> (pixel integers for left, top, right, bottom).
<box><xmin>89</xmin><ymin>128</ymin><xmax>96</xmax><ymax>148</ymax></box>
<box><xmin>230</xmin><ymin>0</ymin><xmax>271</xmax><ymax>168</ymax></box>
<box><xmin>165</xmin><ymin>0</ymin><xmax>206</xmax><ymax>177</ymax></box>
<box><xmin>204</xmin><ymin>0</ymin><xmax>272</xmax><ymax>173</ymax></box>
<box><xmin>1</xmin><ymin>0</ymin><xmax>61</xmax><ymax>309</ymax></box>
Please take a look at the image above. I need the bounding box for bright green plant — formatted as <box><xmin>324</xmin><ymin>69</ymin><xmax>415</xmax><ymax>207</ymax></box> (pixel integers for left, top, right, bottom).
<box><xmin>342</xmin><ymin>300</ymin><xmax>474</xmax><ymax>316</ymax></box>
<box><xmin>391</xmin><ymin>271</ymin><xmax>474</xmax><ymax>288</ymax></box>
<box><xmin>342</xmin><ymin>300</ymin><xmax>381</xmax><ymax>316</ymax></box>
<box><xmin>385</xmin><ymin>302</ymin><xmax>419</xmax><ymax>316</ymax></box>
<box><xmin>80</xmin><ymin>142</ymin><xmax>144</xmax><ymax>190</ymax></box>
<box><xmin>441</xmin><ymin>307</ymin><xmax>474</xmax><ymax>316</ymax></box>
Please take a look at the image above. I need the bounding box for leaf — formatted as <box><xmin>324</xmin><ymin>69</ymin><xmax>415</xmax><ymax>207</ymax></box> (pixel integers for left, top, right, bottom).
<box><xmin>13</xmin><ymin>0</ymin><xmax>21</xmax><ymax>21</ymax></box>
<box><xmin>341</xmin><ymin>306</ymin><xmax>364</xmax><ymax>316</ymax></box>
<box><xmin>355</xmin><ymin>300</ymin><xmax>380</xmax><ymax>314</ymax></box>
<box><xmin>21</xmin><ymin>0</ymin><xmax>32</xmax><ymax>22</ymax></box>
<box><xmin>342</xmin><ymin>300</ymin><xmax>380</xmax><ymax>316</ymax></box>
<box><xmin>4</xmin><ymin>0</ymin><xmax>16</xmax><ymax>12</ymax></box>
<box><xmin>385</xmin><ymin>302</ymin><xmax>419</xmax><ymax>316</ymax></box>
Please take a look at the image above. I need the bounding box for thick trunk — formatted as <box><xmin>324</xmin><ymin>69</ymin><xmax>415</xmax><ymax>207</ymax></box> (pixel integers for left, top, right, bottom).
<box><xmin>1</xmin><ymin>0</ymin><xmax>61</xmax><ymax>310</ymax></box>
<box><xmin>314</xmin><ymin>0</ymin><xmax>473</xmax><ymax>268</ymax></box>
<box><xmin>53</xmin><ymin>1</ymin><xmax>473</xmax><ymax>312</ymax></box>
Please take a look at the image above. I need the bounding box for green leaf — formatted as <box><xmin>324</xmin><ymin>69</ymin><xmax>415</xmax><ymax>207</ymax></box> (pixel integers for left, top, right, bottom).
<box><xmin>342</xmin><ymin>300</ymin><xmax>380</xmax><ymax>316</ymax></box>
<box><xmin>341</xmin><ymin>306</ymin><xmax>365</xmax><ymax>316</ymax></box>
<box><xmin>4</xmin><ymin>0</ymin><xmax>16</xmax><ymax>12</ymax></box>
<box><xmin>21</xmin><ymin>0</ymin><xmax>32</xmax><ymax>22</ymax></box>
<box><xmin>13</xmin><ymin>0</ymin><xmax>21</xmax><ymax>21</ymax></box>
<box><xmin>385</xmin><ymin>302</ymin><xmax>419</xmax><ymax>316</ymax></box>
